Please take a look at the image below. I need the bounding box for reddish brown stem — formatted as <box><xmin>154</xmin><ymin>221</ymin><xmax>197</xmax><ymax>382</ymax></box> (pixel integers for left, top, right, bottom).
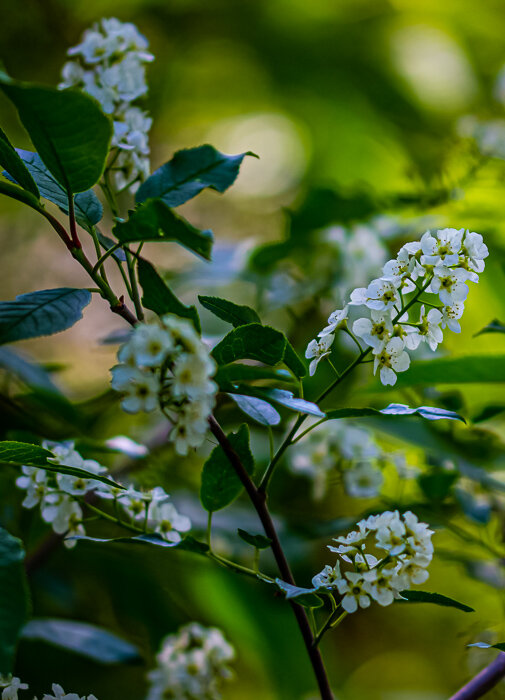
<box><xmin>207</xmin><ymin>415</ymin><xmax>334</xmax><ymax>700</ymax></box>
<box><xmin>450</xmin><ymin>653</ymin><xmax>505</xmax><ymax>700</ymax></box>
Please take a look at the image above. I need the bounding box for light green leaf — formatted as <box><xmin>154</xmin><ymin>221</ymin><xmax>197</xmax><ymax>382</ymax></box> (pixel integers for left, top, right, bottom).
<box><xmin>398</xmin><ymin>590</ymin><xmax>474</xmax><ymax>612</ymax></box>
<box><xmin>0</xmin><ymin>179</ymin><xmax>41</xmax><ymax>211</ymax></box>
<box><xmin>0</xmin><ymin>74</ymin><xmax>111</xmax><ymax>192</ymax></box>
<box><xmin>474</xmin><ymin>319</ymin><xmax>505</xmax><ymax>337</ymax></box>
<box><xmin>0</xmin><ymin>128</ymin><xmax>38</xmax><ymax>196</ymax></box>
<box><xmin>273</xmin><ymin>579</ymin><xmax>325</xmax><ymax>609</ymax></box>
<box><xmin>200</xmin><ymin>424</ymin><xmax>254</xmax><ymax>512</ymax></box>
<box><xmin>228</xmin><ymin>393</ymin><xmax>281</xmax><ymax>426</ymax></box>
<box><xmin>137</xmin><ymin>258</ymin><xmax>200</xmax><ymax>332</ymax></box>
<box><xmin>325</xmin><ymin>405</ymin><xmax>465</xmax><ymax>422</ymax></box>
<box><xmin>0</xmin><ymin>288</ymin><xmax>91</xmax><ymax>345</ymax></box>
<box><xmin>198</xmin><ymin>295</ymin><xmax>260</xmax><ymax>327</ymax></box>
<box><xmin>136</xmin><ymin>144</ymin><xmax>256</xmax><ymax>207</ymax></box>
<box><xmin>113</xmin><ymin>199</ymin><xmax>213</xmax><ymax>260</ymax></box>
<box><xmin>0</xmin><ymin>527</ymin><xmax>30</xmax><ymax>674</ymax></box>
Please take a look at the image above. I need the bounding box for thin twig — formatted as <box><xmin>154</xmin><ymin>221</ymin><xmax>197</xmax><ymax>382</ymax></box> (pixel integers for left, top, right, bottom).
<box><xmin>449</xmin><ymin>652</ymin><xmax>505</xmax><ymax>699</ymax></box>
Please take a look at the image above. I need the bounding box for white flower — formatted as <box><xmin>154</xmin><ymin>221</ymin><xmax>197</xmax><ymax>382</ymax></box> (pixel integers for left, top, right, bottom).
<box><xmin>339</xmin><ymin>424</ymin><xmax>380</xmax><ymax>461</ymax></box>
<box><xmin>395</xmin><ymin>556</ymin><xmax>430</xmax><ymax>587</ymax></box>
<box><xmin>171</xmin><ymin>353</ymin><xmax>217</xmax><ymax>400</ymax></box>
<box><xmin>353</xmin><ymin>309</ymin><xmax>393</xmax><ymax>350</ymax></box>
<box><xmin>118</xmin><ymin>486</ymin><xmax>150</xmax><ymax>520</ymax></box>
<box><xmin>440</xmin><ymin>302</ymin><xmax>464</xmax><ymax>333</ymax></box>
<box><xmin>404</xmin><ymin>305</ymin><xmax>443</xmax><ymax>351</ymax></box>
<box><xmin>336</xmin><ymin>572</ymin><xmax>371</xmax><ymax>613</ymax></box>
<box><xmin>318</xmin><ymin>306</ymin><xmax>348</xmax><ymax>337</ymax></box>
<box><xmin>16</xmin><ymin>467</ymin><xmax>48</xmax><ymax>509</ymax></box>
<box><xmin>127</xmin><ymin>324</ymin><xmax>173</xmax><ymax>368</ymax></box>
<box><xmin>375</xmin><ymin>513</ymin><xmax>407</xmax><ymax>556</ymax></box>
<box><xmin>312</xmin><ymin>563</ymin><xmax>341</xmax><ymax>588</ymax></box>
<box><xmin>1</xmin><ymin>677</ymin><xmax>28</xmax><ymax>700</ymax></box>
<box><xmin>110</xmin><ymin>365</ymin><xmax>159</xmax><ymax>413</ymax></box>
<box><xmin>360</xmin><ymin>278</ymin><xmax>401</xmax><ymax>311</ymax></box>
<box><xmin>42</xmin><ymin>683</ymin><xmax>98</xmax><ymax>700</ymax></box>
<box><xmin>305</xmin><ymin>334</ymin><xmax>334</xmax><ymax>376</ymax></box>
<box><xmin>344</xmin><ymin>462</ymin><xmax>383</xmax><ymax>499</ymax></box>
<box><xmin>461</xmin><ymin>230</ymin><xmax>489</xmax><ymax>273</ymax></box>
<box><xmin>429</xmin><ymin>265</ymin><xmax>471</xmax><ymax>306</ymax></box>
<box><xmin>420</xmin><ymin>228</ymin><xmax>464</xmax><ymax>267</ymax></box>
<box><xmin>362</xmin><ymin>567</ymin><xmax>400</xmax><ymax>606</ymax></box>
<box><xmin>148</xmin><ymin>501</ymin><xmax>191</xmax><ymax>543</ymax></box>
<box><xmin>382</xmin><ymin>243</ymin><xmax>419</xmax><ymax>283</ymax></box>
<box><xmin>328</xmin><ymin>523</ymin><xmax>368</xmax><ymax>555</ymax></box>
<box><xmin>373</xmin><ymin>337</ymin><xmax>410</xmax><ymax>386</ymax></box>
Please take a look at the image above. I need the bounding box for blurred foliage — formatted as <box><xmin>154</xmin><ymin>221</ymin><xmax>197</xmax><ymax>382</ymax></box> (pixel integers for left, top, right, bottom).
<box><xmin>4</xmin><ymin>1</ymin><xmax>505</xmax><ymax>699</ymax></box>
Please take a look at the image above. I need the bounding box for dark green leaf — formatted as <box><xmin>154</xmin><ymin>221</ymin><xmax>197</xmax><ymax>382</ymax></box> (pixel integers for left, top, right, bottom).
<box><xmin>474</xmin><ymin>319</ymin><xmax>505</xmax><ymax>337</ymax></box>
<box><xmin>0</xmin><ymin>441</ymin><xmax>124</xmax><ymax>489</ymax></box>
<box><xmin>418</xmin><ymin>471</ymin><xmax>459</xmax><ymax>501</ymax></box>
<box><xmin>0</xmin><ymin>73</ymin><xmax>112</xmax><ymax>192</ymax></box>
<box><xmin>215</xmin><ymin>364</ymin><xmax>294</xmax><ymax>388</ymax></box>
<box><xmin>0</xmin><ymin>527</ymin><xmax>30</xmax><ymax>674</ymax></box>
<box><xmin>70</xmin><ymin>534</ymin><xmax>209</xmax><ymax>555</ymax></box>
<box><xmin>137</xmin><ymin>258</ymin><xmax>200</xmax><ymax>332</ymax></box>
<box><xmin>325</xmin><ymin>404</ymin><xmax>465</xmax><ymax>422</ymax></box>
<box><xmin>136</xmin><ymin>144</ymin><xmax>256</xmax><ymax>207</ymax></box>
<box><xmin>4</xmin><ymin>150</ymin><xmax>103</xmax><ymax>230</ymax></box>
<box><xmin>228</xmin><ymin>393</ymin><xmax>281</xmax><ymax>426</ymax></box>
<box><xmin>200</xmin><ymin>424</ymin><xmax>254</xmax><ymax>512</ymax></box>
<box><xmin>21</xmin><ymin>619</ymin><xmax>140</xmax><ymax>664</ymax></box>
<box><xmin>273</xmin><ymin>579</ymin><xmax>324</xmax><ymax>608</ymax></box>
<box><xmin>393</xmin><ymin>356</ymin><xmax>505</xmax><ymax>388</ymax></box>
<box><xmin>237</xmin><ymin>529</ymin><xmax>272</xmax><ymax>549</ymax></box>
<box><xmin>97</xmin><ymin>233</ymin><xmax>126</xmax><ymax>261</ymax></box>
<box><xmin>114</xmin><ymin>199</ymin><xmax>213</xmax><ymax>260</ymax></box>
<box><xmin>282</xmin><ymin>341</ymin><xmax>307</xmax><ymax>379</ymax></box>
<box><xmin>0</xmin><ymin>288</ymin><xmax>92</xmax><ymax>344</ymax></box>
<box><xmin>198</xmin><ymin>295</ymin><xmax>260</xmax><ymax>327</ymax></box>
<box><xmin>398</xmin><ymin>590</ymin><xmax>474</xmax><ymax>612</ymax></box>
<box><xmin>0</xmin><ymin>128</ymin><xmax>38</xmax><ymax>196</ymax></box>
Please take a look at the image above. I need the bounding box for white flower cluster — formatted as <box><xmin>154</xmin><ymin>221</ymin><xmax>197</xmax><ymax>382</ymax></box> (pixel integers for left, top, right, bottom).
<box><xmin>289</xmin><ymin>421</ymin><xmax>412</xmax><ymax>500</ymax></box>
<box><xmin>111</xmin><ymin>315</ymin><xmax>217</xmax><ymax>456</ymax></box>
<box><xmin>312</xmin><ymin>510</ymin><xmax>434</xmax><ymax>614</ymax></box>
<box><xmin>16</xmin><ymin>442</ymin><xmax>191</xmax><ymax>547</ymax></box>
<box><xmin>146</xmin><ymin>623</ymin><xmax>235</xmax><ymax>700</ymax></box>
<box><xmin>0</xmin><ymin>677</ymin><xmax>97</xmax><ymax>700</ymax></box>
<box><xmin>59</xmin><ymin>17</ymin><xmax>153</xmax><ymax>193</ymax></box>
<box><xmin>306</xmin><ymin>228</ymin><xmax>488</xmax><ymax>385</ymax></box>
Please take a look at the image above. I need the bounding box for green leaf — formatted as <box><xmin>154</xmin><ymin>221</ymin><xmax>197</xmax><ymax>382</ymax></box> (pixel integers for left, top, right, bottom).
<box><xmin>467</xmin><ymin>642</ymin><xmax>505</xmax><ymax>651</ymax></box>
<box><xmin>137</xmin><ymin>258</ymin><xmax>200</xmax><ymax>332</ymax></box>
<box><xmin>0</xmin><ymin>179</ymin><xmax>41</xmax><ymax>210</ymax></box>
<box><xmin>393</xmin><ymin>356</ymin><xmax>505</xmax><ymax>388</ymax></box>
<box><xmin>4</xmin><ymin>150</ymin><xmax>103</xmax><ymax>230</ymax></box>
<box><xmin>0</xmin><ymin>73</ymin><xmax>112</xmax><ymax>192</ymax></box>
<box><xmin>198</xmin><ymin>295</ymin><xmax>260</xmax><ymax>327</ymax></box>
<box><xmin>474</xmin><ymin>319</ymin><xmax>505</xmax><ymax>337</ymax></box>
<box><xmin>0</xmin><ymin>346</ymin><xmax>60</xmax><ymax>392</ymax></box>
<box><xmin>113</xmin><ymin>199</ymin><xmax>213</xmax><ymax>260</ymax></box>
<box><xmin>21</xmin><ymin>619</ymin><xmax>140</xmax><ymax>664</ymax></box>
<box><xmin>0</xmin><ymin>527</ymin><xmax>30</xmax><ymax>675</ymax></box>
<box><xmin>211</xmin><ymin>324</ymin><xmax>305</xmax><ymax>377</ymax></box>
<box><xmin>136</xmin><ymin>145</ymin><xmax>256</xmax><ymax>207</ymax></box>
<box><xmin>418</xmin><ymin>471</ymin><xmax>459</xmax><ymax>501</ymax></box>
<box><xmin>228</xmin><ymin>393</ymin><xmax>281</xmax><ymax>426</ymax></box>
<box><xmin>273</xmin><ymin>579</ymin><xmax>324</xmax><ymax>609</ymax></box>
<box><xmin>247</xmin><ymin>387</ymin><xmax>324</xmax><ymax>417</ymax></box>
<box><xmin>214</xmin><ymin>364</ymin><xmax>294</xmax><ymax>387</ymax></box>
<box><xmin>200</xmin><ymin>424</ymin><xmax>254</xmax><ymax>512</ymax></box>
<box><xmin>97</xmin><ymin>232</ymin><xmax>126</xmax><ymax>261</ymax></box>
<box><xmin>70</xmin><ymin>534</ymin><xmax>209</xmax><ymax>556</ymax></box>
<box><xmin>0</xmin><ymin>288</ymin><xmax>92</xmax><ymax>345</ymax></box>
<box><xmin>237</xmin><ymin>529</ymin><xmax>272</xmax><ymax>549</ymax></box>
<box><xmin>0</xmin><ymin>441</ymin><xmax>124</xmax><ymax>489</ymax></box>
<box><xmin>0</xmin><ymin>128</ymin><xmax>38</xmax><ymax>196</ymax></box>
<box><xmin>398</xmin><ymin>590</ymin><xmax>474</xmax><ymax>612</ymax></box>
<box><xmin>325</xmin><ymin>404</ymin><xmax>465</xmax><ymax>422</ymax></box>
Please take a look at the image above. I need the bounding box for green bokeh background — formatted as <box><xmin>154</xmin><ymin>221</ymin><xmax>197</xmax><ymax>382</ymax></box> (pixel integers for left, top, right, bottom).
<box><xmin>2</xmin><ymin>1</ymin><xmax>505</xmax><ymax>698</ymax></box>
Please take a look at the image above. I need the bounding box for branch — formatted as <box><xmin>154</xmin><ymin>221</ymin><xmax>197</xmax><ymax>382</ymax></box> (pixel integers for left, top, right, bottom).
<box><xmin>449</xmin><ymin>653</ymin><xmax>505</xmax><ymax>700</ymax></box>
<box><xmin>207</xmin><ymin>415</ymin><xmax>334</xmax><ymax>700</ymax></box>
